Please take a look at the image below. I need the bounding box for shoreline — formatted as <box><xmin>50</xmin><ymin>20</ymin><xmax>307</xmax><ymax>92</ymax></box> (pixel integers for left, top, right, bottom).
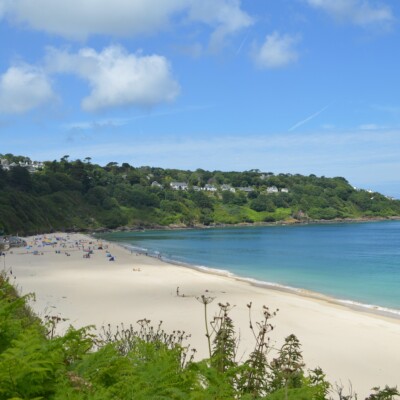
<box><xmin>100</xmin><ymin>231</ymin><xmax>400</xmax><ymax>322</ymax></box>
<box><xmin>7</xmin><ymin>232</ymin><xmax>400</xmax><ymax>398</ymax></box>
<box><xmin>91</xmin><ymin>215</ymin><xmax>400</xmax><ymax>234</ymax></box>
<box><xmin>6</xmin><ymin>215</ymin><xmax>399</xmax><ymax>237</ymax></box>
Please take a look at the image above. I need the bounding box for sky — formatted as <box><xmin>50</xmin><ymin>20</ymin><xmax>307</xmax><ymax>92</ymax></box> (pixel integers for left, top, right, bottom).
<box><xmin>1</xmin><ymin>0</ymin><xmax>400</xmax><ymax>197</ymax></box>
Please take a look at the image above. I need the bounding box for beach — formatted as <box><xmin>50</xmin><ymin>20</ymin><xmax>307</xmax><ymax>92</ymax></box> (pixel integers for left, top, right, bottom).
<box><xmin>6</xmin><ymin>232</ymin><xmax>400</xmax><ymax>398</ymax></box>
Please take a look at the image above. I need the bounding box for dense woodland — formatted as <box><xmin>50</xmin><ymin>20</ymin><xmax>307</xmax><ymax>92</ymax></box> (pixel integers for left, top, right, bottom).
<box><xmin>1</xmin><ymin>154</ymin><xmax>400</xmax><ymax>235</ymax></box>
<box><xmin>0</xmin><ymin>274</ymin><xmax>398</xmax><ymax>399</ymax></box>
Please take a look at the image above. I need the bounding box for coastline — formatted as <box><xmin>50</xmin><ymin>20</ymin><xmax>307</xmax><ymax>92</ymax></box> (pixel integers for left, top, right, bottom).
<box><xmin>185</xmin><ymin>265</ymin><xmax>400</xmax><ymax>321</ymax></box>
<box><xmin>7</xmin><ymin>232</ymin><xmax>400</xmax><ymax>398</ymax></box>
<box><xmin>90</xmin><ymin>215</ymin><xmax>400</xmax><ymax>234</ymax></box>
<box><xmin>100</xmin><ymin>228</ymin><xmax>400</xmax><ymax>321</ymax></box>
<box><xmin>170</xmin><ymin>265</ymin><xmax>400</xmax><ymax>321</ymax></box>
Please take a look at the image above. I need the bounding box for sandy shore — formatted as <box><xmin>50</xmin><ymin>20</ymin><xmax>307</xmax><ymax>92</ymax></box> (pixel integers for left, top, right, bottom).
<box><xmin>5</xmin><ymin>232</ymin><xmax>400</xmax><ymax>398</ymax></box>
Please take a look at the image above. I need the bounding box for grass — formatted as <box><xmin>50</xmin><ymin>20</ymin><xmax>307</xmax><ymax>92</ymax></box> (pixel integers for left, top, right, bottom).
<box><xmin>213</xmin><ymin>205</ymin><xmax>292</xmax><ymax>224</ymax></box>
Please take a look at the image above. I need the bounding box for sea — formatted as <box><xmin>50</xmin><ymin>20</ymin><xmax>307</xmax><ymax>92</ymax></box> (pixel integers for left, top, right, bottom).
<box><xmin>97</xmin><ymin>221</ymin><xmax>400</xmax><ymax>317</ymax></box>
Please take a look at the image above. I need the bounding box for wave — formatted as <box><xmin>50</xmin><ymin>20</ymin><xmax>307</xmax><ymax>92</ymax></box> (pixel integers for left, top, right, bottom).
<box><xmin>336</xmin><ymin>299</ymin><xmax>400</xmax><ymax>318</ymax></box>
<box><xmin>118</xmin><ymin>243</ymin><xmax>148</xmax><ymax>254</ymax></box>
<box><xmin>190</xmin><ymin>265</ymin><xmax>400</xmax><ymax>318</ymax></box>
<box><xmin>188</xmin><ymin>264</ymin><xmax>400</xmax><ymax>319</ymax></box>
<box><xmin>112</xmin><ymin>239</ymin><xmax>400</xmax><ymax>320</ymax></box>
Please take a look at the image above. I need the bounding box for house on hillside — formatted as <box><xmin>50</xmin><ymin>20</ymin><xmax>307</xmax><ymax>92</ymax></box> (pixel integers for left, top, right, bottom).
<box><xmin>237</xmin><ymin>187</ymin><xmax>254</xmax><ymax>193</ymax></box>
<box><xmin>0</xmin><ymin>158</ymin><xmax>44</xmax><ymax>173</ymax></box>
<box><xmin>220</xmin><ymin>184</ymin><xmax>236</xmax><ymax>193</ymax></box>
<box><xmin>280</xmin><ymin>188</ymin><xmax>289</xmax><ymax>193</ymax></box>
<box><xmin>0</xmin><ymin>159</ymin><xmax>10</xmax><ymax>170</ymax></box>
<box><xmin>27</xmin><ymin>165</ymin><xmax>37</xmax><ymax>173</ymax></box>
<box><xmin>267</xmin><ymin>186</ymin><xmax>279</xmax><ymax>194</ymax></box>
<box><xmin>32</xmin><ymin>161</ymin><xmax>44</xmax><ymax>169</ymax></box>
<box><xmin>204</xmin><ymin>184</ymin><xmax>217</xmax><ymax>192</ymax></box>
<box><xmin>151</xmin><ymin>181</ymin><xmax>163</xmax><ymax>189</ymax></box>
<box><xmin>170</xmin><ymin>182</ymin><xmax>188</xmax><ymax>191</ymax></box>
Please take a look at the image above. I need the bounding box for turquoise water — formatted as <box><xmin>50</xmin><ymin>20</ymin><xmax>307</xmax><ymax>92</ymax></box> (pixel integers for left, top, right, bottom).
<box><xmin>98</xmin><ymin>221</ymin><xmax>400</xmax><ymax>313</ymax></box>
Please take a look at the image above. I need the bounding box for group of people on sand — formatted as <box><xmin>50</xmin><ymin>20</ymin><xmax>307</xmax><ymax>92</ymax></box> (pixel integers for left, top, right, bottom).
<box><xmin>22</xmin><ymin>234</ymin><xmax>152</xmax><ymax>270</ymax></box>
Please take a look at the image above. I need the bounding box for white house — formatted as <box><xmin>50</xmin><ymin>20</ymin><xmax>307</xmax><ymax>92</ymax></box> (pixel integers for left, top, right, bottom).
<box><xmin>32</xmin><ymin>161</ymin><xmax>44</xmax><ymax>169</ymax></box>
<box><xmin>280</xmin><ymin>188</ymin><xmax>289</xmax><ymax>193</ymax></box>
<box><xmin>0</xmin><ymin>158</ymin><xmax>44</xmax><ymax>173</ymax></box>
<box><xmin>204</xmin><ymin>184</ymin><xmax>217</xmax><ymax>192</ymax></box>
<box><xmin>151</xmin><ymin>181</ymin><xmax>163</xmax><ymax>189</ymax></box>
<box><xmin>267</xmin><ymin>186</ymin><xmax>279</xmax><ymax>194</ymax></box>
<box><xmin>220</xmin><ymin>184</ymin><xmax>236</xmax><ymax>193</ymax></box>
<box><xmin>0</xmin><ymin>159</ymin><xmax>10</xmax><ymax>170</ymax></box>
<box><xmin>170</xmin><ymin>182</ymin><xmax>189</xmax><ymax>190</ymax></box>
<box><xmin>238</xmin><ymin>187</ymin><xmax>254</xmax><ymax>193</ymax></box>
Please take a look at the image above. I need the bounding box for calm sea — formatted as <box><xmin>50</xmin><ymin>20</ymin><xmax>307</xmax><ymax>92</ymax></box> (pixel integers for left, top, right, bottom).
<box><xmin>98</xmin><ymin>221</ymin><xmax>400</xmax><ymax>315</ymax></box>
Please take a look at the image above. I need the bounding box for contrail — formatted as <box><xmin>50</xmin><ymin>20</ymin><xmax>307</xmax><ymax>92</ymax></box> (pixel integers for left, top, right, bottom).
<box><xmin>236</xmin><ymin>32</ymin><xmax>249</xmax><ymax>55</ymax></box>
<box><xmin>288</xmin><ymin>104</ymin><xmax>330</xmax><ymax>131</ymax></box>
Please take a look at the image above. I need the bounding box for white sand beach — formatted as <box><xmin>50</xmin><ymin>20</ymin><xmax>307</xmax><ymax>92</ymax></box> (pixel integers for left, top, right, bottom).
<box><xmin>6</xmin><ymin>232</ymin><xmax>400</xmax><ymax>398</ymax></box>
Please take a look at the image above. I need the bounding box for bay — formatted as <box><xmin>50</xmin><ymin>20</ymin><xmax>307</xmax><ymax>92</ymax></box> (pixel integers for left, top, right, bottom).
<box><xmin>98</xmin><ymin>221</ymin><xmax>400</xmax><ymax>313</ymax></box>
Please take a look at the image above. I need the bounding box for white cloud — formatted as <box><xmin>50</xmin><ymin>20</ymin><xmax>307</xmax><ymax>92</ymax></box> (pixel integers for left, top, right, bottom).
<box><xmin>0</xmin><ymin>64</ymin><xmax>54</xmax><ymax>114</ymax></box>
<box><xmin>253</xmin><ymin>32</ymin><xmax>300</xmax><ymax>69</ymax></box>
<box><xmin>46</xmin><ymin>45</ymin><xmax>180</xmax><ymax>112</ymax></box>
<box><xmin>0</xmin><ymin>0</ymin><xmax>184</xmax><ymax>38</ymax></box>
<box><xmin>0</xmin><ymin>1</ymin><xmax>6</xmax><ymax>18</ymax></box>
<box><xmin>0</xmin><ymin>0</ymin><xmax>252</xmax><ymax>45</ymax></box>
<box><xmin>188</xmin><ymin>0</ymin><xmax>253</xmax><ymax>51</ymax></box>
<box><xmin>306</xmin><ymin>0</ymin><xmax>393</xmax><ymax>26</ymax></box>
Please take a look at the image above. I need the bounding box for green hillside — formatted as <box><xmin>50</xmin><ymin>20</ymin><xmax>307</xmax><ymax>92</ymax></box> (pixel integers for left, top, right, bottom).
<box><xmin>1</xmin><ymin>154</ymin><xmax>400</xmax><ymax>235</ymax></box>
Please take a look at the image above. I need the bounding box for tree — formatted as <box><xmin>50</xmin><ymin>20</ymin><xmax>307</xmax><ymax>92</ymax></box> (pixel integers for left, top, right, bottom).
<box><xmin>8</xmin><ymin>166</ymin><xmax>32</xmax><ymax>191</ymax></box>
<box><xmin>100</xmin><ymin>209</ymin><xmax>128</xmax><ymax>228</ymax></box>
<box><xmin>190</xmin><ymin>191</ymin><xmax>214</xmax><ymax>210</ymax></box>
<box><xmin>222</xmin><ymin>190</ymin><xmax>235</xmax><ymax>204</ymax></box>
<box><xmin>232</xmin><ymin>192</ymin><xmax>247</xmax><ymax>206</ymax></box>
<box><xmin>126</xmin><ymin>170</ymin><xmax>141</xmax><ymax>185</ymax></box>
<box><xmin>250</xmin><ymin>194</ymin><xmax>275</xmax><ymax>212</ymax></box>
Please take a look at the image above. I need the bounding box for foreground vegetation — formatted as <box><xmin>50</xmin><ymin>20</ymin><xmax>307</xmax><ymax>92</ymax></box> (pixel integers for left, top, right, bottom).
<box><xmin>1</xmin><ymin>154</ymin><xmax>400</xmax><ymax>235</ymax></box>
<box><xmin>0</xmin><ymin>273</ymin><xmax>398</xmax><ymax>399</ymax></box>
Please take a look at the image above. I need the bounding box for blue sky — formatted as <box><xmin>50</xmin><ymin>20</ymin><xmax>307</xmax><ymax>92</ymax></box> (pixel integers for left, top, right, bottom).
<box><xmin>1</xmin><ymin>0</ymin><xmax>400</xmax><ymax>197</ymax></box>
